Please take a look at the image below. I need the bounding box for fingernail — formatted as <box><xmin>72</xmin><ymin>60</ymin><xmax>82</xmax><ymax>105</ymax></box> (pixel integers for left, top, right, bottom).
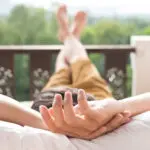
<box><xmin>39</xmin><ymin>105</ymin><xmax>45</xmax><ymax>113</ymax></box>
<box><xmin>53</xmin><ymin>95</ymin><xmax>61</xmax><ymax>106</ymax></box>
<box><xmin>64</xmin><ymin>91</ymin><xmax>71</xmax><ymax>104</ymax></box>
<box><xmin>53</xmin><ymin>96</ymin><xmax>57</xmax><ymax>106</ymax></box>
<box><xmin>78</xmin><ymin>89</ymin><xmax>84</xmax><ymax>100</ymax></box>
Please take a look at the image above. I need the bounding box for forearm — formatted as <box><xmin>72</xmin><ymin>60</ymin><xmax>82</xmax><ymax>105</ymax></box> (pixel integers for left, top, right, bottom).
<box><xmin>0</xmin><ymin>94</ymin><xmax>48</xmax><ymax>130</ymax></box>
<box><xmin>119</xmin><ymin>93</ymin><xmax>150</xmax><ymax>116</ymax></box>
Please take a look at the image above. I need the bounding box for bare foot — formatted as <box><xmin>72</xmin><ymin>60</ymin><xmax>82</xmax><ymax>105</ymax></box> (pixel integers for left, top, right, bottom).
<box><xmin>57</xmin><ymin>5</ymin><xmax>70</xmax><ymax>42</ymax></box>
<box><xmin>71</xmin><ymin>11</ymin><xmax>87</xmax><ymax>38</ymax></box>
<box><xmin>56</xmin><ymin>5</ymin><xmax>72</xmax><ymax>71</ymax></box>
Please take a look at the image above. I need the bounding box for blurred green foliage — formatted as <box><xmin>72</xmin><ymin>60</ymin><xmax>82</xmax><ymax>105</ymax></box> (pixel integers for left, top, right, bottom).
<box><xmin>1</xmin><ymin>4</ymin><xmax>150</xmax><ymax>101</ymax></box>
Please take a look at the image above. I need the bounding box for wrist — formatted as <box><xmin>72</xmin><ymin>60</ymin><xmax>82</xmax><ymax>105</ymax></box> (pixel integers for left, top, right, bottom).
<box><xmin>119</xmin><ymin>100</ymin><xmax>129</xmax><ymax>112</ymax></box>
<box><xmin>118</xmin><ymin>93</ymin><xmax>150</xmax><ymax>116</ymax></box>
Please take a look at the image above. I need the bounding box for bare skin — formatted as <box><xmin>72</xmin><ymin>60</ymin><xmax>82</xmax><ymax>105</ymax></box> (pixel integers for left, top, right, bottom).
<box><xmin>0</xmin><ymin>94</ymin><xmax>47</xmax><ymax>130</ymax></box>
<box><xmin>40</xmin><ymin>90</ymin><xmax>131</xmax><ymax>140</ymax></box>
<box><xmin>40</xmin><ymin>91</ymin><xmax>150</xmax><ymax>140</ymax></box>
<box><xmin>57</xmin><ymin>4</ymin><xmax>70</xmax><ymax>42</ymax></box>
<box><xmin>53</xmin><ymin>5</ymin><xmax>71</xmax><ymax>72</ymax></box>
<box><xmin>71</xmin><ymin>11</ymin><xmax>87</xmax><ymax>39</ymax></box>
<box><xmin>57</xmin><ymin>9</ymin><xmax>88</xmax><ymax>64</ymax></box>
<box><xmin>55</xmin><ymin>5</ymin><xmax>88</xmax><ymax>71</ymax></box>
<box><xmin>0</xmin><ymin>5</ymin><xmax>149</xmax><ymax>141</ymax></box>
<box><xmin>39</xmin><ymin>5</ymin><xmax>132</xmax><ymax>140</ymax></box>
<box><xmin>0</xmin><ymin>5</ymin><xmax>137</xmax><ymax>141</ymax></box>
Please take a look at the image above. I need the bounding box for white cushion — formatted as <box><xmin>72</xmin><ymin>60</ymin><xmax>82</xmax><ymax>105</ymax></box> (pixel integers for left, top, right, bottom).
<box><xmin>0</xmin><ymin>111</ymin><xmax>150</xmax><ymax>150</ymax></box>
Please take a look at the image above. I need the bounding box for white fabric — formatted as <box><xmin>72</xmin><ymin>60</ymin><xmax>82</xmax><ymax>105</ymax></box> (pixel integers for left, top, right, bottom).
<box><xmin>131</xmin><ymin>36</ymin><xmax>150</xmax><ymax>95</ymax></box>
<box><xmin>0</xmin><ymin>112</ymin><xmax>150</xmax><ymax>150</ymax></box>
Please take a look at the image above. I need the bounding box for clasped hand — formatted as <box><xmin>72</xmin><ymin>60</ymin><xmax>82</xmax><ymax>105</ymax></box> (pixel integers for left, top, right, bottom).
<box><xmin>40</xmin><ymin>89</ymin><xmax>131</xmax><ymax>140</ymax></box>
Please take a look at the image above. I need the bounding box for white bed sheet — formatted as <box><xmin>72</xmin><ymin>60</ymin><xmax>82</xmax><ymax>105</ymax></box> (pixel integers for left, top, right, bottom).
<box><xmin>0</xmin><ymin>111</ymin><xmax>150</xmax><ymax>150</ymax></box>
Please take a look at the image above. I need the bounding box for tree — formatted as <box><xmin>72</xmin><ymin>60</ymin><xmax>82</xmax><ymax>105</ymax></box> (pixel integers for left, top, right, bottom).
<box><xmin>0</xmin><ymin>4</ymin><xmax>148</xmax><ymax>100</ymax></box>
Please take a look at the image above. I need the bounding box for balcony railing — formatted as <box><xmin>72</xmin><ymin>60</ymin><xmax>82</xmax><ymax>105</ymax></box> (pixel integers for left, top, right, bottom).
<box><xmin>0</xmin><ymin>45</ymin><xmax>136</xmax><ymax>100</ymax></box>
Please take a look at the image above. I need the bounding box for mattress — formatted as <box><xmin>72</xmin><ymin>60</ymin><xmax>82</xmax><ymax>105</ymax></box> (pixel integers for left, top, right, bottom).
<box><xmin>0</xmin><ymin>111</ymin><xmax>150</xmax><ymax>150</ymax></box>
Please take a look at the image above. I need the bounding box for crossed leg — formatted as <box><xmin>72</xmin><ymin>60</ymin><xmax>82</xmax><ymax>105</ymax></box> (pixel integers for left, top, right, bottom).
<box><xmin>43</xmin><ymin>5</ymin><xmax>112</xmax><ymax>100</ymax></box>
<box><xmin>42</xmin><ymin>5</ymin><xmax>89</xmax><ymax>91</ymax></box>
<box><xmin>0</xmin><ymin>5</ymin><xmax>130</xmax><ymax>140</ymax></box>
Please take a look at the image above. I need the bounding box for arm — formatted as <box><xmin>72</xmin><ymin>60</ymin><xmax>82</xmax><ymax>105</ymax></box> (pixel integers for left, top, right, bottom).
<box><xmin>120</xmin><ymin>92</ymin><xmax>150</xmax><ymax>116</ymax></box>
<box><xmin>40</xmin><ymin>90</ymin><xmax>130</xmax><ymax>139</ymax></box>
<box><xmin>0</xmin><ymin>94</ymin><xmax>47</xmax><ymax>130</ymax></box>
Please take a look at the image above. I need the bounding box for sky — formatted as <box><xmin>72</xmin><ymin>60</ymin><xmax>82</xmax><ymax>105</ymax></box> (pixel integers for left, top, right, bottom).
<box><xmin>1</xmin><ymin>0</ymin><xmax>150</xmax><ymax>16</ymax></box>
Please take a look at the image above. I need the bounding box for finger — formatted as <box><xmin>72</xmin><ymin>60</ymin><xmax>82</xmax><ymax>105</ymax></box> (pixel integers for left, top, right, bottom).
<box><xmin>40</xmin><ymin>105</ymin><xmax>92</xmax><ymax>138</ymax></box>
<box><xmin>77</xmin><ymin>89</ymin><xmax>108</xmax><ymax>128</ymax></box>
<box><xmin>63</xmin><ymin>91</ymin><xmax>95</xmax><ymax>130</ymax></box>
<box><xmin>88</xmin><ymin>114</ymin><xmax>124</xmax><ymax>139</ymax></box>
<box><xmin>122</xmin><ymin>111</ymin><xmax>131</xmax><ymax>118</ymax></box>
<box><xmin>77</xmin><ymin>90</ymin><xmax>104</xmax><ymax>123</ymax></box>
<box><xmin>48</xmin><ymin>107</ymin><xmax>54</xmax><ymax>116</ymax></box>
<box><xmin>77</xmin><ymin>89</ymin><xmax>89</xmax><ymax>114</ymax></box>
<box><xmin>63</xmin><ymin>91</ymin><xmax>76</xmax><ymax>124</ymax></box>
<box><xmin>64</xmin><ymin>91</ymin><xmax>99</xmax><ymax>131</ymax></box>
<box><xmin>88</xmin><ymin>113</ymin><xmax>124</xmax><ymax>139</ymax></box>
<box><xmin>121</xmin><ymin>111</ymin><xmax>132</xmax><ymax>124</ymax></box>
<box><xmin>40</xmin><ymin>106</ymin><xmax>82</xmax><ymax>138</ymax></box>
<box><xmin>105</xmin><ymin>113</ymin><xmax>124</xmax><ymax>132</ymax></box>
<box><xmin>40</xmin><ymin>105</ymin><xmax>57</xmax><ymax>131</ymax></box>
<box><xmin>52</xmin><ymin>94</ymin><xmax>65</xmax><ymax>128</ymax></box>
<box><xmin>74</xmin><ymin>104</ymin><xmax>81</xmax><ymax>114</ymax></box>
<box><xmin>40</xmin><ymin>105</ymin><xmax>86</xmax><ymax>137</ymax></box>
<box><xmin>103</xmin><ymin>112</ymin><xmax>131</xmax><ymax>134</ymax></box>
<box><xmin>86</xmin><ymin>126</ymin><xmax>107</xmax><ymax>140</ymax></box>
<box><xmin>123</xmin><ymin>117</ymin><xmax>132</xmax><ymax>124</ymax></box>
<box><xmin>52</xmin><ymin>93</ymin><xmax>90</xmax><ymax>136</ymax></box>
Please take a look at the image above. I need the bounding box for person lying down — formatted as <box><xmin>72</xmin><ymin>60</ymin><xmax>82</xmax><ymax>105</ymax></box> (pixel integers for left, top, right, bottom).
<box><xmin>0</xmin><ymin>4</ymin><xmax>150</xmax><ymax>142</ymax></box>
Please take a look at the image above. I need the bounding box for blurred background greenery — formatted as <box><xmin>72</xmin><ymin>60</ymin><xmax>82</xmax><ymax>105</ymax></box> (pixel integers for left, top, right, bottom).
<box><xmin>1</xmin><ymin>4</ymin><xmax>150</xmax><ymax>101</ymax></box>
